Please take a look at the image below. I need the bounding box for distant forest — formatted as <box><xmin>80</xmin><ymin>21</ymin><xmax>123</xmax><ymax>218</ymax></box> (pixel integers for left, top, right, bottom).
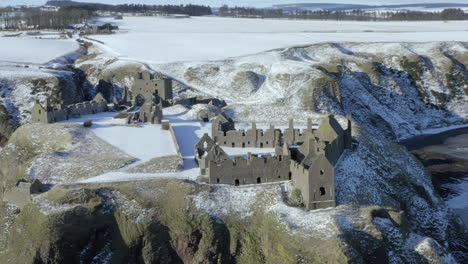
<box><xmin>45</xmin><ymin>1</ymin><xmax>213</xmax><ymax>16</ymax></box>
<box><xmin>104</xmin><ymin>4</ymin><xmax>212</xmax><ymax>16</ymax></box>
<box><xmin>1</xmin><ymin>1</ymin><xmax>466</xmax><ymax>30</ymax></box>
<box><xmin>0</xmin><ymin>3</ymin><xmax>212</xmax><ymax>29</ymax></box>
<box><xmin>0</xmin><ymin>6</ymin><xmax>93</xmax><ymax>29</ymax></box>
<box><xmin>219</xmin><ymin>6</ymin><xmax>468</xmax><ymax>21</ymax></box>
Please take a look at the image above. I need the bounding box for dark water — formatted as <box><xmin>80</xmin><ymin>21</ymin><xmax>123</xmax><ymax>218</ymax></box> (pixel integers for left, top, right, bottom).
<box><xmin>401</xmin><ymin>130</ymin><xmax>468</xmax><ymax>225</ymax></box>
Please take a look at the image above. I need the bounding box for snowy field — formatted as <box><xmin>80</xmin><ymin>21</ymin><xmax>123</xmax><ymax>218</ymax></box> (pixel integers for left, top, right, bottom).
<box><xmin>63</xmin><ymin>112</ymin><xmax>177</xmax><ymax>161</ymax></box>
<box><xmin>92</xmin><ymin>16</ymin><xmax>468</xmax><ymax>63</ymax></box>
<box><xmin>0</xmin><ymin>35</ymin><xmax>78</xmax><ymax>64</ymax></box>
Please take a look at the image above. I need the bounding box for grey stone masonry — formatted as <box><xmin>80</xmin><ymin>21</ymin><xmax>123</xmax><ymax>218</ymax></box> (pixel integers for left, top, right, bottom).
<box><xmin>212</xmin><ymin>113</ymin><xmax>327</xmax><ymax>148</ymax></box>
<box><xmin>196</xmin><ymin>114</ymin><xmax>352</xmax><ymax>210</ymax></box>
<box><xmin>31</xmin><ymin>93</ymin><xmax>108</xmax><ymax>124</ymax></box>
<box><xmin>132</xmin><ymin>71</ymin><xmax>172</xmax><ymax>106</ymax></box>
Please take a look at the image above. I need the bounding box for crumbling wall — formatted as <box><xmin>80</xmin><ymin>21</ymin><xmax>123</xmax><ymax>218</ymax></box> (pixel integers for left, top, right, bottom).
<box><xmin>212</xmin><ymin>118</ymin><xmax>318</xmax><ymax>148</ymax></box>
<box><xmin>31</xmin><ymin>94</ymin><xmax>108</xmax><ymax>124</ymax></box>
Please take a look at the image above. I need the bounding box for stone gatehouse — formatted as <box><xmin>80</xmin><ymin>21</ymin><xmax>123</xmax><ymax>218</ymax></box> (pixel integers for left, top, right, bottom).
<box><xmin>195</xmin><ymin>114</ymin><xmax>352</xmax><ymax>210</ymax></box>
<box><xmin>31</xmin><ymin>93</ymin><xmax>108</xmax><ymax>124</ymax></box>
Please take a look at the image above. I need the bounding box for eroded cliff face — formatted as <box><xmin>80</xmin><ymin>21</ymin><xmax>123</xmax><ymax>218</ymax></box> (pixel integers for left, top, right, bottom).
<box><xmin>3</xmin><ymin>42</ymin><xmax>467</xmax><ymax>144</ymax></box>
<box><xmin>153</xmin><ymin>42</ymin><xmax>468</xmax><ymax>140</ymax></box>
<box><xmin>0</xmin><ymin>66</ymin><xmax>93</xmax><ymax>146</ymax></box>
<box><xmin>0</xmin><ymin>125</ymin><xmax>466</xmax><ymax>263</ymax></box>
<box><xmin>1</xmin><ymin>42</ymin><xmax>467</xmax><ymax>263</ymax></box>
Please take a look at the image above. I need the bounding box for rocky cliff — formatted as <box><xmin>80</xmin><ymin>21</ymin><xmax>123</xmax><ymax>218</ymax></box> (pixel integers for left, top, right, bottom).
<box><xmin>152</xmin><ymin>42</ymin><xmax>468</xmax><ymax>140</ymax></box>
<box><xmin>1</xmin><ymin>41</ymin><xmax>467</xmax><ymax>263</ymax></box>
<box><xmin>0</xmin><ymin>122</ymin><xmax>466</xmax><ymax>263</ymax></box>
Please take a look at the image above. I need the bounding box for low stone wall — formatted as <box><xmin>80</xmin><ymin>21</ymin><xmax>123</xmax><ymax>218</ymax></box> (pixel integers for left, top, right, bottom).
<box><xmin>167</xmin><ymin>121</ymin><xmax>183</xmax><ymax>162</ymax></box>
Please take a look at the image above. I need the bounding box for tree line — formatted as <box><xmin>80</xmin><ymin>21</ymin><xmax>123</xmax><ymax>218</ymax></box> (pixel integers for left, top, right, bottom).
<box><xmin>45</xmin><ymin>1</ymin><xmax>213</xmax><ymax>16</ymax></box>
<box><xmin>0</xmin><ymin>3</ymin><xmax>212</xmax><ymax>30</ymax></box>
<box><xmin>0</xmin><ymin>6</ymin><xmax>93</xmax><ymax>29</ymax></box>
<box><xmin>109</xmin><ymin>4</ymin><xmax>212</xmax><ymax>16</ymax></box>
<box><xmin>218</xmin><ymin>6</ymin><xmax>467</xmax><ymax>21</ymax></box>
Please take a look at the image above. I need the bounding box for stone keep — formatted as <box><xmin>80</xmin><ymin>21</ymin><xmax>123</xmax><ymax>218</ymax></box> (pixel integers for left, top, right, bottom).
<box><xmin>133</xmin><ymin>71</ymin><xmax>173</xmax><ymax>106</ymax></box>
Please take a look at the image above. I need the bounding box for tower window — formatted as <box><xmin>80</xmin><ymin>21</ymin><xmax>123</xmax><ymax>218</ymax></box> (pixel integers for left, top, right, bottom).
<box><xmin>320</xmin><ymin>170</ymin><xmax>324</xmax><ymax>175</ymax></box>
<box><xmin>320</xmin><ymin>187</ymin><xmax>326</xmax><ymax>196</ymax></box>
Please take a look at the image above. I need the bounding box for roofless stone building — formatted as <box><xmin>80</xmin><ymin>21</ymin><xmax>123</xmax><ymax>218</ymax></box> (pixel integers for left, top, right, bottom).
<box><xmin>196</xmin><ymin>114</ymin><xmax>352</xmax><ymax>210</ymax></box>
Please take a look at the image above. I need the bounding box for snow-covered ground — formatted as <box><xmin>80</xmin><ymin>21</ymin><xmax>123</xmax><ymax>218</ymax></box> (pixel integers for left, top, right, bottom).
<box><xmin>92</xmin><ymin>16</ymin><xmax>468</xmax><ymax>63</ymax></box>
<box><xmin>0</xmin><ymin>35</ymin><xmax>79</xmax><ymax>64</ymax></box>
<box><xmin>78</xmin><ymin>106</ymin><xmax>285</xmax><ymax>183</ymax></box>
<box><xmin>63</xmin><ymin>112</ymin><xmax>177</xmax><ymax>161</ymax></box>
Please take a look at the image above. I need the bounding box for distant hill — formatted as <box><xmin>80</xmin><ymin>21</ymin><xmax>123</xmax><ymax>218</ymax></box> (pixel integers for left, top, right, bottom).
<box><xmin>273</xmin><ymin>2</ymin><xmax>468</xmax><ymax>11</ymax></box>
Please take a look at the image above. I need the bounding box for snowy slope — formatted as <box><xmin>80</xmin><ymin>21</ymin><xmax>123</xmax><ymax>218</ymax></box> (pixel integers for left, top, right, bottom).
<box><xmin>0</xmin><ymin>35</ymin><xmax>79</xmax><ymax>64</ymax></box>
<box><xmin>149</xmin><ymin>42</ymin><xmax>467</xmax><ymax>140</ymax></box>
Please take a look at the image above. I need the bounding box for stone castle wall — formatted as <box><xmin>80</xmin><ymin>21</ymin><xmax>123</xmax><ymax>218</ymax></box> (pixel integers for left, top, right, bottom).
<box><xmin>32</xmin><ymin>95</ymin><xmax>108</xmax><ymax>124</ymax></box>
<box><xmin>207</xmin><ymin>152</ymin><xmax>291</xmax><ymax>185</ymax></box>
<box><xmin>212</xmin><ymin>118</ymin><xmax>318</xmax><ymax>148</ymax></box>
<box><xmin>197</xmin><ymin>114</ymin><xmax>352</xmax><ymax>210</ymax></box>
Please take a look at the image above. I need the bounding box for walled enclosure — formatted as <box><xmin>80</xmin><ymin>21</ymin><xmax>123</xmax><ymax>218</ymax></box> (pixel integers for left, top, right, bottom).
<box><xmin>196</xmin><ymin>114</ymin><xmax>352</xmax><ymax>210</ymax></box>
<box><xmin>31</xmin><ymin>93</ymin><xmax>108</xmax><ymax>124</ymax></box>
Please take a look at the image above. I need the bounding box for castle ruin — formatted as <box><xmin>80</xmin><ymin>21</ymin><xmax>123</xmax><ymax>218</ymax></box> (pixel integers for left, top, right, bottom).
<box><xmin>196</xmin><ymin>114</ymin><xmax>352</xmax><ymax>210</ymax></box>
<box><xmin>132</xmin><ymin>71</ymin><xmax>173</xmax><ymax>106</ymax></box>
<box><xmin>31</xmin><ymin>93</ymin><xmax>108</xmax><ymax>124</ymax></box>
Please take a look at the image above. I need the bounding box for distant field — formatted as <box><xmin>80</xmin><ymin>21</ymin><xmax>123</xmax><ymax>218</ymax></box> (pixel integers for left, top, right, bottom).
<box><xmin>93</xmin><ymin>16</ymin><xmax>468</xmax><ymax>63</ymax></box>
<box><xmin>0</xmin><ymin>36</ymin><xmax>78</xmax><ymax>64</ymax></box>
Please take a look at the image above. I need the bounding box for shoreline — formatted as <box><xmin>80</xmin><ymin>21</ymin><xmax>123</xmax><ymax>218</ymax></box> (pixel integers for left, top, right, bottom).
<box><xmin>399</xmin><ymin>126</ymin><xmax>468</xmax><ymax>151</ymax></box>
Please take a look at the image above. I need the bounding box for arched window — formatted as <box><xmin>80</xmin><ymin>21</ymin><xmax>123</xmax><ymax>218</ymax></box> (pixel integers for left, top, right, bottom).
<box><xmin>235</xmin><ymin>179</ymin><xmax>240</xmax><ymax>186</ymax></box>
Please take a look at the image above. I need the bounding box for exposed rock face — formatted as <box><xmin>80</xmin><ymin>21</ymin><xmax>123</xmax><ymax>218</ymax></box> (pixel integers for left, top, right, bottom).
<box><xmin>0</xmin><ymin>125</ymin><xmax>466</xmax><ymax>263</ymax></box>
<box><xmin>154</xmin><ymin>42</ymin><xmax>468</xmax><ymax>140</ymax></box>
<box><xmin>0</xmin><ymin>65</ymin><xmax>93</xmax><ymax>146</ymax></box>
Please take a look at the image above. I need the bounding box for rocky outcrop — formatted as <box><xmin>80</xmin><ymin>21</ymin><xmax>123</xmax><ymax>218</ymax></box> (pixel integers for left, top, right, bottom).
<box><xmin>0</xmin><ymin>126</ymin><xmax>466</xmax><ymax>263</ymax></box>
<box><xmin>154</xmin><ymin>42</ymin><xmax>468</xmax><ymax>140</ymax></box>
